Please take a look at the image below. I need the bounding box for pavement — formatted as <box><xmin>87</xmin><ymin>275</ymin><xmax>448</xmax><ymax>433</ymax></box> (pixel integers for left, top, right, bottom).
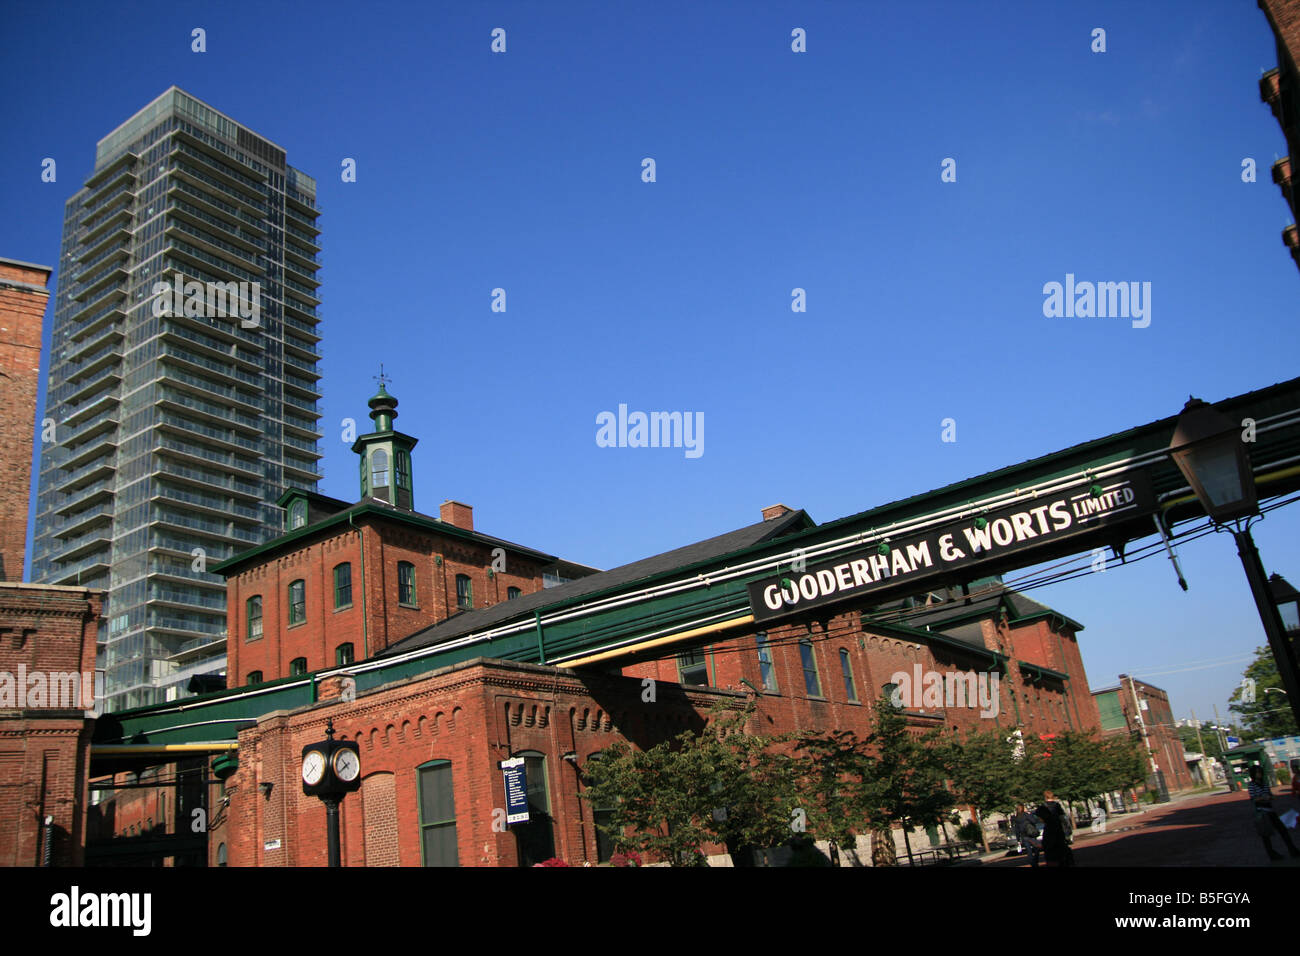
<box><xmin>970</xmin><ymin>786</ymin><xmax>1300</xmax><ymax>867</ymax></box>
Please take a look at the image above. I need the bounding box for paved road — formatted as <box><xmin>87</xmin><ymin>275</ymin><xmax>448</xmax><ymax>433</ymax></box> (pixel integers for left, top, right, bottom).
<box><xmin>979</xmin><ymin>788</ymin><xmax>1300</xmax><ymax>867</ymax></box>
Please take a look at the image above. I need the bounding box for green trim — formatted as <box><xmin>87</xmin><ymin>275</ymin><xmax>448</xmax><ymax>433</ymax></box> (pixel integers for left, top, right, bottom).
<box><xmin>1018</xmin><ymin>660</ymin><xmax>1069</xmax><ymax>682</ymax></box>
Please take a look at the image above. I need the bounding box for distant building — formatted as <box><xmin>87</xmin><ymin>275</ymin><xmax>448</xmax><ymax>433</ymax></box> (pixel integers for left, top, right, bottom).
<box><xmin>31</xmin><ymin>88</ymin><xmax>323</xmax><ymax>710</ymax></box>
<box><xmin>1093</xmin><ymin>676</ymin><xmax>1196</xmax><ymax>797</ymax></box>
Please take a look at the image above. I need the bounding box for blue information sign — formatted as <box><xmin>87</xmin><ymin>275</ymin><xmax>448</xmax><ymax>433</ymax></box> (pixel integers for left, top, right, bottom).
<box><xmin>501</xmin><ymin>757</ymin><xmax>529</xmax><ymax>824</ymax></box>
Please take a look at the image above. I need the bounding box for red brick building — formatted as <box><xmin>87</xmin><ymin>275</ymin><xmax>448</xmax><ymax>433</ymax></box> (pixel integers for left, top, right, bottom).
<box><xmin>0</xmin><ymin>257</ymin><xmax>51</xmax><ymax>582</ymax></box>
<box><xmin>201</xmin><ymin>387</ymin><xmax>1107</xmax><ymax>867</ymax></box>
<box><xmin>1093</xmin><ymin>676</ymin><xmax>1196</xmax><ymax>797</ymax></box>
<box><xmin>0</xmin><ymin>582</ymin><xmax>103</xmax><ymax>866</ymax></box>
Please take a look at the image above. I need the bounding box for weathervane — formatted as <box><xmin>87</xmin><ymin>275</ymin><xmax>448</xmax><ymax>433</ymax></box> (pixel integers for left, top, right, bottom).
<box><xmin>374</xmin><ymin>363</ymin><xmax>391</xmax><ymax>390</ymax></box>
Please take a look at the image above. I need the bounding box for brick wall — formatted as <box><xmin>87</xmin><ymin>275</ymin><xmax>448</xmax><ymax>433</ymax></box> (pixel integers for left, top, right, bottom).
<box><xmin>228</xmin><ymin>516</ymin><xmax>548</xmax><ymax>684</ymax></box>
<box><xmin>0</xmin><ymin>582</ymin><xmax>102</xmax><ymax>865</ymax></box>
<box><xmin>0</xmin><ymin>259</ymin><xmax>51</xmax><ymax>582</ymax></box>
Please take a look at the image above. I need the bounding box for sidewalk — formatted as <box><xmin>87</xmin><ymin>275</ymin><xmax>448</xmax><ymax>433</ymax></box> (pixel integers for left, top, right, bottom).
<box><xmin>968</xmin><ymin>786</ymin><xmax>1300</xmax><ymax>867</ymax></box>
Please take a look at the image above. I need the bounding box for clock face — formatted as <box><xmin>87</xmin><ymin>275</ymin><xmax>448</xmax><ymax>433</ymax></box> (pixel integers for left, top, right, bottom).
<box><xmin>302</xmin><ymin>749</ymin><xmax>326</xmax><ymax>786</ymax></box>
<box><xmin>332</xmin><ymin>748</ymin><xmax>360</xmax><ymax>782</ymax></box>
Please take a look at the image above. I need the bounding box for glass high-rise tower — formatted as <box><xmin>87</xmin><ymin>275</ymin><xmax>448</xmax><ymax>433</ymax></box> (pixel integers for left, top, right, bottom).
<box><xmin>33</xmin><ymin>88</ymin><xmax>323</xmax><ymax>711</ymax></box>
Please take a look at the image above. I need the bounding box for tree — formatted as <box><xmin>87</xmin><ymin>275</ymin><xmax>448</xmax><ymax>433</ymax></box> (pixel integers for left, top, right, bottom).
<box><xmin>578</xmin><ymin>700</ymin><xmax>794</xmax><ymax>866</ymax></box>
<box><xmin>1229</xmin><ymin>646</ymin><xmax>1299</xmax><ymax>740</ymax></box>
<box><xmin>942</xmin><ymin>728</ymin><xmax>1021</xmax><ymax>852</ymax></box>
<box><xmin>863</xmin><ymin>696</ymin><xmax>954</xmax><ymax>866</ymax></box>
<box><xmin>790</xmin><ymin>729</ymin><xmax>875</xmax><ymax>863</ymax></box>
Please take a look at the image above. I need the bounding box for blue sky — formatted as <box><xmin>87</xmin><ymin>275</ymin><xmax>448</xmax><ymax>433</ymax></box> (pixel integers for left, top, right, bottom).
<box><xmin>2</xmin><ymin>0</ymin><xmax>1298</xmax><ymax>733</ymax></box>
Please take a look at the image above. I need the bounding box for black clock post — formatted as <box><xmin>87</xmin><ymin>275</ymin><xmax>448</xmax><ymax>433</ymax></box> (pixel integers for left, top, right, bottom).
<box><xmin>301</xmin><ymin>718</ymin><xmax>362</xmax><ymax>867</ymax></box>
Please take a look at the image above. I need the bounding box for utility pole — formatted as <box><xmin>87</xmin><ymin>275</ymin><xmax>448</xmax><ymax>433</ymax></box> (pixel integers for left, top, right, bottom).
<box><xmin>1190</xmin><ymin>710</ymin><xmax>1211</xmax><ymax>787</ymax></box>
<box><xmin>1213</xmin><ymin>703</ymin><xmax>1237</xmax><ymax>791</ymax></box>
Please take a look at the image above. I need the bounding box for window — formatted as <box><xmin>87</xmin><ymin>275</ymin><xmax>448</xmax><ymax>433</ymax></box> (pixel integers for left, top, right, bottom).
<box><xmin>246</xmin><ymin>671</ymin><xmax>262</xmax><ymax>686</ymax></box>
<box><xmin>399</xmin><ymin>562</ymin><xmax>417</xmax><ymax>606</ymax></box>
<box><xmin>513</xmin><ymin>752</ymin><xmax>555</xmax><ymax>867</ymax></box>
<box><xmin>288</xmin><ymin>500</ymin><xmax>306</xmax><ymax>530</ymax></box>
<box><xmin>372</xmin><ymin>448</ymin><xmax>389</xmax><ymax>487</ymax></box>
<box><xmin>290</xmin><ymin>657</ymin><xmax>307</xmax><ymax>676</ymax></box>
<box><xmin>507</xmin><ymin>586</ymin><xmax>521</xmax><ymax>600</ymax></box>
<box><xmin>883</xmin><ymin>682</ymin><xmax>901</xmax><ymax>708</ymax></box>
<box><xmin>288</xmin><ymin>579</ymin><xmax>305</xmax><ymax>625</ymax></box>
<box><xmin>756</xmin><ymin>632</ymin><xmax>778</xmax><ymax>692</ymax></box>
<box><xmin>840</xmin><ymin>648</ymin><xmax>857</xmax><ymax>701</ymax></box>
<box><xmin>455</xmin><ymin>574</ymin><xmax>472</xmax><ymax>610</ymax></box>
<box><xmin>677</xmin><ymin>647</ymin><xmax>709</xmax><ymax>686</ymax></box>
<box><xmin>585</xmin><ymin>752</ymin><xmax>617</xmax><ymax>863</ymax></box>
<box><xmin>336</xmin><ymin>643</ymin><xmax>354</xmax><ymax>666</ymax></box>
<box><xmin>418</xmin><ymin>760</ymin><xmax>458</xmax><ymax>867</ymax></box>
<box><xmin>217</xmin><ymin>842</ymin><xmax>227</xmax><ymax>867</ymax></box>
<box><xmin>396</xmin><ymin>450</ymin><xmax>411</xmax><ymax>490</ymax></box>
<box><xmin>246</xmin><ymin>596</ymin><xmax>263</xmax><ymax>641</ymax></box>
<box><xmin>334</xmin><ymin>562</ymin><xmax>352</xmax><ymax>608</ymax></box>
<box><xmin>800</xmin><ymin>639</ymin><xmax>822</xmax><ymax>697</ymax></box>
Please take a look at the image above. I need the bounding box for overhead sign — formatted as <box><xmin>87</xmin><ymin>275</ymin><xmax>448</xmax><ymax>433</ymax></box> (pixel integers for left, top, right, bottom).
<box><xmin>501</xmin><ymin>757</ymin><xmax>529</xmax><ymax>824</ymax></box>
<box><xmin>747</xmin><ymin>470</ymin><xmax>1154</xmax><ymax>623</ymax></box>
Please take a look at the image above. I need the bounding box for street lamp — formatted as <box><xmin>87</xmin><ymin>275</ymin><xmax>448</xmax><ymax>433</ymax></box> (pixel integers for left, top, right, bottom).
<box><xmin>1270</xmin><ymin>574</ymin><xmax>1300</xmax><ymax>635</ymax></box>
<box><xmin>1168</xmin><ymin>397</ymin><xmax>1300</xmax><ymax>728</ymax></box>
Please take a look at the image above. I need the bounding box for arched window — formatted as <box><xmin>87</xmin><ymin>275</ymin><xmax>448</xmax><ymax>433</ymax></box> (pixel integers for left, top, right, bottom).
<box><xmin>336</xmin><ymin>643</ymin><xmax>354</xmax><ymax>666</ymax></box>
<box><xmin>247</xmin><ymin>671</ymin><xmax>263</xmax><ymax>686</ymax></box>
<box><xmin>372</xmin><ymin>448</ymin><xmax>389</xmax><ymax>487</ymax></box>
<box><xmin>246</xmin><ymin>595</ymin><xmax>263</xmax><ymax>641</ymax></box>
<box><xmin>507</xmin><ymin>586</ymin><xmax>521</xmax><ymax>600</ymax></box>
<box><xmin>289</xmin><ymin>500</ymin><xmax>307</xmax><ymax>530</ymax></box>
<box><xmin>290</xmin><ymin>657</ymin><xmax>308</xmax><ymax>676</ymax></box>
<box><xmin>839</xmin><ymin>648</ymin><xmax>857</xmax><ymax>702</ymax></box>
<box><xmin>756</xmin><ymin>632</ymin><xmax>778</xmax><ymax>692</ymax></box>
<box><xmin>288</xmin><ymin>580</ymin><xmax>306</xmax><ymax>625</ymax></box>
<box><xmin>799</xmin><ymin>639</ymin><xmax>822</xmax><ymax>698</ymax></box>
<box><xmin>334</xmin><ymin>562</ymin><xmax>352</xmax><ymax>608</ymax></box>
<box><xmin>456</xmin><ymin>574</ymin><xmax>472</xmax><ymax>610</ymax></box>
<box><xmin>398</xmin><ymin>561</ymin><xmax>417</xmax><ymax>605</ymax></box>
<box><xmin>217</xmin><ymin>842</ymin><xmax>227</xmax><ymax>867</ymax></box>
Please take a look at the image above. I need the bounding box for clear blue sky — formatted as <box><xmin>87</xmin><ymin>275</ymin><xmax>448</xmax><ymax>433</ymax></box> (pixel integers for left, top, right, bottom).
<box><xmin>3</xmin><ymin>0</ymin><xmax>1298</xmax><ymax>735</ymax></box>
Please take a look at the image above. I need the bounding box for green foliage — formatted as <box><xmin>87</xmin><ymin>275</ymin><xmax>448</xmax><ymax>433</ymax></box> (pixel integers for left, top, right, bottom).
<box><xmin>1229</xmin><ymin>646</ymin><xmax>1299</xmax><ymax>740</ymax></box>
<box><xmin>1019</xmin><ymin>729</ymin><xmax>1145</xmax><ymax>806</ymax></box>
<box><xmin>577</xmin><ymin>699</ymin><xmax>795</xmax><ymax>865</ymax></box>
<box><xmin>863</xmin><ymin>696</ymin><xmax>954</xmax><ymax>858</ymax></box>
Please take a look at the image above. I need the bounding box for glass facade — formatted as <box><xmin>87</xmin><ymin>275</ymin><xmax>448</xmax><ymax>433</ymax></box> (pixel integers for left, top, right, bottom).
<box><xmin>32</xmin><ymin>88</ymin><xmax>323</xmax><ymax>711</ymax></box>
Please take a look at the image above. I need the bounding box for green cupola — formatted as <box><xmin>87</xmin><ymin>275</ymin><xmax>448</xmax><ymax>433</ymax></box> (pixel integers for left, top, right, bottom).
<box><xmin>351</xmin><ymin>380</ymin><xmax>419</xmax><ymax>510</ymax></box>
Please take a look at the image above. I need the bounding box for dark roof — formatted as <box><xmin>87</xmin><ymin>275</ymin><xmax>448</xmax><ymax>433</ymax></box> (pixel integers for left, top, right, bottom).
<box><xmin>866</xmin><ymin>582</ymin><xmax>1084</xmax><ymax>635</ymax></box>
<box><xmin>212</xmin><ymin>496</ymin><xmax>562</xmax><ymax>576</ymax></box>
<box><xmin>380</xmin><ymin>509</ymin><xmax>815</xmax><ymax>657</ymax></box>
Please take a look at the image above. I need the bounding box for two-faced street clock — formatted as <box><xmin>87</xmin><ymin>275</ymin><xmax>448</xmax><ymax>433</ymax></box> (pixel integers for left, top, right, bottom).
<box><xmin>300</xmin><ymin>718</ymin><xmax>361</xmax><ymax>866</ymax></box>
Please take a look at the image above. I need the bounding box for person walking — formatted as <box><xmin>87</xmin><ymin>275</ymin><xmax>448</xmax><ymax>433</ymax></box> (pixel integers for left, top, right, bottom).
<box><xmin>1247</xmin><ymin>764</ymin><xmax>1300</xmax><ymax>861</ymax></box>
<box><xmin>1011</xmin><ymin>805</ymin><xmax>1041</xmax><ymax>867</ymax></box>
<box><xmin>1034</xmin><ymin>799</ymin><xmax>1074</xmax><ymax>867</ymax></box>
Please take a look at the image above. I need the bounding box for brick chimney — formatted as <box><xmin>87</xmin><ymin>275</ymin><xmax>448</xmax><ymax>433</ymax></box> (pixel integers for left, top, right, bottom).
<box><xmin>440</xmin><ymin>500</ymin><xmax>474</xmax><ymax>531</ymax></box>
<box><xmin>761</xmin><ymin>503</ymin><xmax>794</xmax><ymax>521</ymax></box>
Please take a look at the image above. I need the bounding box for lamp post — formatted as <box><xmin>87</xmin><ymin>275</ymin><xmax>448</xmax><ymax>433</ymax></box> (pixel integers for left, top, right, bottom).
<box><xmin>1168</xmin><ymin>398</ymin><xmax>1300</xmax><ymax>728</ymax></box>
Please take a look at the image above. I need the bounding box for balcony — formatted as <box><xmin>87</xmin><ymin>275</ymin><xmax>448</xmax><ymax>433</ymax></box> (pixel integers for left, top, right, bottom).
<box><xmin>170</xmin><ymin>160</ymin><xmax>265</xmax><ymax>217</ymax></box>
<box><xmin>63</xmin><ymin>391</ymin><xmax>120</xmax><ymax>428</ymax></box>
<box><xmin>60</xmin><ymin>452</ymin><xmax>115</xmax><ymax>491</ymax></box>
<box><xmin>1274</xmin><ymin>155</ymin><xmax>1294</xmax><ymax>213</ymax></box>
<box><xmin>283</xmin><ymin>373</ymin><xmax>322</xmax><ymax>399</ymax></box>
<box><xmin>155</xmin><ymin>437</ymin><xmax>261</xmax><ymax>477</ymax></box>
<box><xmin>80</xmin><ymin>207</ymin><xmax>132</xmax><ymax>246</ymax></box>
<box><xmin>72</xmin><ymin>260</ymin><xmax>130</xmax><ymax>303</ymax></box>
<box><xmin>56</xmin><ymin>528</ymin><xmax>113</xmax><ymax>562</ymax></box>
<box><xmin>60</xmin><ymin>364</ymin><xmax>122</xmax><ymax>407</ymax></box>
<box><xmin>83</xmin><ymin>150</ymin><xmax>137</xmax><ymax>190</ymax></box>
<box><xmin>167</xmin><ymin>178</ymin><xmax>266</xmax><ymax>234</ymax></box>
<box><xmin>65</xmin><ymin>323</ymin><xmax>124</xmax><ymax>365</ymax></box>
<box><xmin>1262</xmin><ymin>67</ymin><xmax>1284</xmax><ymax>120</ymax></box>
<box><xmin>48</xmin><ymin>552</ymin><xmax>112</xmax><ymax>586</ymax></box>
<box><xmin>53</xmin><ymin>480</ymin><xmax>113</xmax><ymax>517</ymax></box>
<box><xmin>56</xmin><ymin>502</ymin><xmax>113</xmax><ymax>540</ymax></box>
<box><xmin>61</xmin><ymin>431</ymin><xmax>118</xmax><ymax>471</ymax></box>
<box><xmin>165</xmin><ymin>219</ymin><xmax>262</xmax><ymax>274</ymax></box>
<box><xmin>67</xmin><ymin>289</ymin><xmax>126</xmax><ymax>333</ymax></box>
